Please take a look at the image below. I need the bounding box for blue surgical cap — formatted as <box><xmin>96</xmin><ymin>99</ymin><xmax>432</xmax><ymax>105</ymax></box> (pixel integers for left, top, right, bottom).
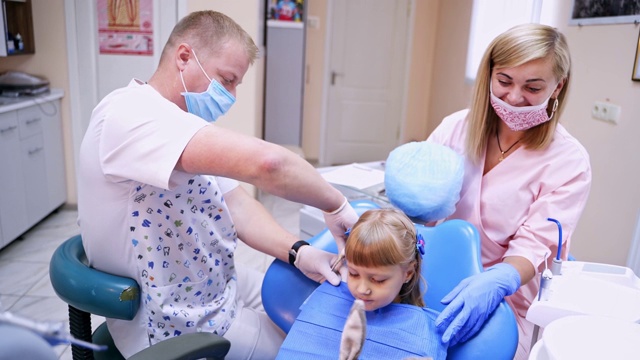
<box><xmin>384</xmin><ymin>141</ymin><xmax>464</xmax><ymax>223</ymax></box>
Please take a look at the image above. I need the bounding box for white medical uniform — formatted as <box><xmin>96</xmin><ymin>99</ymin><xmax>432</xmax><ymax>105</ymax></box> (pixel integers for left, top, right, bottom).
<box><xmin>78</xmin><ymin>79</ymin><xmax>283</xmax><ymax>359</ymax></box>
<box><xmin>428</xmin><ymin>110</ymin><xmax>592</xmax><ymax>359</ymax></box>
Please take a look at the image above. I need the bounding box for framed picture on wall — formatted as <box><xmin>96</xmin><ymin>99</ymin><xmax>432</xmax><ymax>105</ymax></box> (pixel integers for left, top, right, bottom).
<box><xmin>633</xmin><ymin>29</ymin><xmax>640</xmax><ymax>81</ymax></box>
<box><xmin>266</xmin><ymin>0</ymin><xmax>304</xmax><ymax>22</ymax></box>
<box><xmin>570</xmin><ymin>0</ymin><xmax>640</xmax><ymax>26</ymax></box>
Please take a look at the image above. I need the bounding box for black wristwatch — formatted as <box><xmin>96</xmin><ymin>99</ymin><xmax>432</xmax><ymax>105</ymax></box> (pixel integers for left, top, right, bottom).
<box><xmin>288</xmin><ymin>240</ymin><xmax>310</xmax><ymax>266</ymax></box>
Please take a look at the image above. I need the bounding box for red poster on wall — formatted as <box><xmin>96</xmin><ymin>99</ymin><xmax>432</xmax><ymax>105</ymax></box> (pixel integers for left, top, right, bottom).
<box><xmin>97</xmin><ymin>0</ymin><xmax>153</xmax><ymax>55</ymax></box>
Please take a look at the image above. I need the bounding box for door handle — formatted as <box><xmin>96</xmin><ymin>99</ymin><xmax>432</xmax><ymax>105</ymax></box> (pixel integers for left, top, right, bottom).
<box><xmin>331</xmin><ymin>71</ymin><xmax>343</xmax><ymax>85</ymax></box>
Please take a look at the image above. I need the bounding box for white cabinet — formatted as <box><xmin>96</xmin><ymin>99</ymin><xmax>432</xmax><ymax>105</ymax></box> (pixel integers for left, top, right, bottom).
<box><xmin>0</xmin><ymin>110</ymin><xmax>29</xmax><ymax>244</ymax></box>
<box><xmin>0</xmin><ymin>91</ymin><xmax>66</xmax><ymax>249</ymax></box>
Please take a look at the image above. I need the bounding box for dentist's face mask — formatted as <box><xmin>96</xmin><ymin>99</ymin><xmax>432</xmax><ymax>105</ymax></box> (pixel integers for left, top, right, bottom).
<box><xmin>180</xmin><ymin>49</ymin><xmax>236</xmax><ymax>122</ymax></box>
<box><xmin>489</xmin><ymin>83</ymin><xmax>558</xmax><ymax>131</ymax></box>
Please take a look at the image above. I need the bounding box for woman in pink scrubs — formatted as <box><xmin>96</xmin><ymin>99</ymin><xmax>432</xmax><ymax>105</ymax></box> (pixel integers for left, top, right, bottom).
<box><xmin>427</xmin><ymin>24</ymin><xmax>591</xmax><ymax>359</ymax></box>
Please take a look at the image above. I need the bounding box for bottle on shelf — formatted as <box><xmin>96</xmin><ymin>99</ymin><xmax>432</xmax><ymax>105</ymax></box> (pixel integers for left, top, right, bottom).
<box><xmin>15</xmin><ymin>34</ymin><xmax>24</xmax><ymax>52</ymax></box>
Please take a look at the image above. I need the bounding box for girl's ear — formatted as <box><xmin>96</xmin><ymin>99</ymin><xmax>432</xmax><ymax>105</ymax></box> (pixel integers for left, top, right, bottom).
<box><xmin>404</xmin><ymin>261</ymin><xmax>416</xmax><ymax>283</ymax></box>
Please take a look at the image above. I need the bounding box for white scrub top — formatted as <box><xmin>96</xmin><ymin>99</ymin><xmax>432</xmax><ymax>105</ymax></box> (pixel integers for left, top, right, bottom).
<box><xmin>77</xmin><ymin>79</ymin><xmax>240</xmax><ymax>357</ymax></box>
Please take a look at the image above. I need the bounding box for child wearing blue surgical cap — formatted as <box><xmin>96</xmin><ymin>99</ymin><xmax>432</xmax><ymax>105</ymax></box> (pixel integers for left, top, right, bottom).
<box><xmin>384</xmin><ymin>141</ymin><xmax>465</xmax><ymax>224</ymax></box>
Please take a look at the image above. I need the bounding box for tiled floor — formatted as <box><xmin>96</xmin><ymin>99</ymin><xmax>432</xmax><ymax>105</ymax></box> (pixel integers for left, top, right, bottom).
<box><xmin>0</xmin><ymin>191</ymin><xmax>302</xmax><ymax>359</ymax></box>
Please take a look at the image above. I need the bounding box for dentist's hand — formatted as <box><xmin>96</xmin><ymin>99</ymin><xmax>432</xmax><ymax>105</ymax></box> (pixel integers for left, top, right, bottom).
<box><xmin>323</xmin><ymin>197</ymin><xmax>359</xmax><ymax>254</ymax></box>
<box><xmin>294</xmin><ymin>245</ymin><xmax>342</xmax><ymax>286</ymax></box>
<box><xmin>435</xmin><ymin>263</ymin><xmax>520</xmax><ymax>346</ymax></box>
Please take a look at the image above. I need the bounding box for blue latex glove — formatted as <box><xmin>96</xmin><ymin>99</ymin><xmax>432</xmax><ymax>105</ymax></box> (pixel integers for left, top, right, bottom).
<box><xmin>435</xmin><ymin>263</ymin><xmax>520</xmax><ymax>346</ymax></box>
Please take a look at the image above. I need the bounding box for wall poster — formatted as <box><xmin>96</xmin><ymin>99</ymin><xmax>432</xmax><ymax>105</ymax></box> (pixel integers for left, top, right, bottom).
<box><xmin>98</xmin><ymin>0</ymin><xmax>153</xmax><ymax>55</ymax></box>
<box><xmin>570</xmin><ymin>0</ymin><xmax>640</xmax><ymax>25</ymax></box>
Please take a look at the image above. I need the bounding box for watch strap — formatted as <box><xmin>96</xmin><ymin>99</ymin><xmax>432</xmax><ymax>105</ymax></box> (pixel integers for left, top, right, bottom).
<box><xmin>288</xmin><ymin>240</ymin><xmax>310</xmax><ymax>266</ymax></box>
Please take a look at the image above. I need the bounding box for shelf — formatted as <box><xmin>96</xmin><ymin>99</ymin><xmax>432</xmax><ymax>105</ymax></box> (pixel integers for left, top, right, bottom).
<box><xmin>1</xmin><ymin>0</ymin><xmax>35</xmax><ymax>56</ymax></box>
<box><xmin>267</xmin><ymin>19</ymin><xmax>304</xmax><ymax>29</ymax></box>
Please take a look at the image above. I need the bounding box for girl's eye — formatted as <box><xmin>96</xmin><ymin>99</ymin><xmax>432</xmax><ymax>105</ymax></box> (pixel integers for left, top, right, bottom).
<box><xmin>348</xmin><ymin>272</ymin><xmax>359</xmax><ymax>278</ymax></box>
<box><xmin>371</xmin><ymin>278</ymin><xmax>385</xmax><ymax>284</ymax></box>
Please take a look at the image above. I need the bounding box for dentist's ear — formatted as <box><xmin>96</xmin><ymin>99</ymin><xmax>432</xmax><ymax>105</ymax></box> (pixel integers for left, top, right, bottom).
<box><xmin>552</xmin><ymin>77</ymin><xmax>567</xmax><ymax>98</ymax></box>
<box><xmin>175</xmin><ymin>43</ymin><xmax>193</xmax><ymax>70</ymax></box>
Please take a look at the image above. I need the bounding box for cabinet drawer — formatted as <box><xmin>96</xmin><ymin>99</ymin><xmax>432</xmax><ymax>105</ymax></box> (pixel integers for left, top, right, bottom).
<box><xmin>17</xmin><ymin>105</ymin><xmax>44</xmax><ymax>139</ymax></box>
<box><xmin>0</xmin><ymin>111</ymin><xmax>19</xmax><ymax>139</ymax></box>
<box><xmin>21</xmin><ymin>132</ymin><xmax>50</xmax><ymax>225</ymax></box>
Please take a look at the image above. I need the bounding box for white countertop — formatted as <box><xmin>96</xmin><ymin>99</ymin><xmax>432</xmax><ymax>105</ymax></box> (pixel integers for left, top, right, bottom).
<box><xmin>0</xmin><ymin>88</ymin><xmax>64</xmax><ymax>113</ymax></box>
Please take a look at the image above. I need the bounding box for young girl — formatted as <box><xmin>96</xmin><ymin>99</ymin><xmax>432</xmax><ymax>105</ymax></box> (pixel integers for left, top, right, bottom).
<box><xmin>344</xmin><ymin>208</ymin><xmax>425</xmax><ymax>311</ymax></box>
<box><xmin>277</xmin><ymin>208</ymin><xmax>447</xmax><ymax>360</ymax></box>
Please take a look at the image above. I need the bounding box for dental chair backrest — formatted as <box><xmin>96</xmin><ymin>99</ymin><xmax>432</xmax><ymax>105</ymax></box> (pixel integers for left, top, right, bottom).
<box><xmin>262</xmin><ymin>200</ymin><xmax>518</xmax><ymax>360</ymax></box>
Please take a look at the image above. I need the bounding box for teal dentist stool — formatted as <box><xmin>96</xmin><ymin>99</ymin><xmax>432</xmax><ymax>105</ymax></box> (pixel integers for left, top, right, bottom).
<box><xmin>49</xmin><ymin>234</ymin><xmax>230</xmax><ymax>360</ymax></box>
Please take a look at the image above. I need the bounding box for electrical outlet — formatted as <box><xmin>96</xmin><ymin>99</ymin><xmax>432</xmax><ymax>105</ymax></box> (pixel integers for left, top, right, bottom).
<box><xmin>307</xmin><ymin>16</ymin><xmax>320</xmax><ymax>29</ymax></box>
<box><xmin>592</xmin><ymin>101</ymin><xmax>621</xmax><ymax>124</ymax></box>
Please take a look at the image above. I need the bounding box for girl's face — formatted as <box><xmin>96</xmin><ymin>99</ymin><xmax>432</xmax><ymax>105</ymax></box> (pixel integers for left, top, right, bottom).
<box><xmin>490</xmin><ymin>55</ymin><xmax>563</xmax><ymax>107</ymax></box>
<box><xmin>346</xmin><ymin>262</ymin><xmax>414</xmax><ymax>311</ymax></box>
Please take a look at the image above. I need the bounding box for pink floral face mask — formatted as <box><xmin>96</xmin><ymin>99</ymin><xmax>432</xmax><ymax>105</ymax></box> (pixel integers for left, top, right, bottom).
<box><xmin>490</xmin><ymin>87</ymin><xmax>556</xmax><ymax>131</ymax></box>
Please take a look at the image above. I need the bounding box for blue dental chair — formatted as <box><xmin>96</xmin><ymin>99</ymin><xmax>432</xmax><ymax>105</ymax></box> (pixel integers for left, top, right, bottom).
<box><xmin>262</xmin><ymin>200</ymin><xmax>518</xmax><ymax>360</ymax></box>
<box><xmin>49</xmin><ymin>235</ymin><xmax>230</xmax><ymax>360</ymax></box>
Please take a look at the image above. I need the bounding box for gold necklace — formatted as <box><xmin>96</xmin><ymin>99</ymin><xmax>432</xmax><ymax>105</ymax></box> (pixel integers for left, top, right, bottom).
<box><xmin>496</xmin><ymin>130</ymin><xmax>521</xmax><ymax>162</ymax></box>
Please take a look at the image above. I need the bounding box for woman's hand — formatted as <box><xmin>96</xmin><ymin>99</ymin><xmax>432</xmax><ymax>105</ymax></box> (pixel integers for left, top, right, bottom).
<box><xmin>435</xmin><ymin>263</ymin><xmax>521</xmax><ymax>346</ymax></box>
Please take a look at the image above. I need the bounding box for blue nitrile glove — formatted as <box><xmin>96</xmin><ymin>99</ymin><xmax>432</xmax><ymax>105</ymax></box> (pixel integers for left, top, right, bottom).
<box><xmin>435</xmin><ymin>263</ymin><xmax>520</xmax><ymax>346</ymax></box>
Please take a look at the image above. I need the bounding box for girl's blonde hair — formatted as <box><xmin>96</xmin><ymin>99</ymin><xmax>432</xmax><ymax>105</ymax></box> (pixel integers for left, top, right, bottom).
<box><xmin>345</xmin><ymin>208</ymin><xmax>424</xmax><ymax>307</ymax></box>
<box><xmin>466</xmin><ymin>23</ymin><xmax>571</xmax><ymax>162</ymax></box>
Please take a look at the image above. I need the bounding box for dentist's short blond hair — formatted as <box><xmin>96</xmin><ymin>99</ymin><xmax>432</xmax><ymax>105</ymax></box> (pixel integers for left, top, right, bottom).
<box><xmin>161</xmin><ymin>10</ymin><xmax>259</xmax><ymax>65</ymax></box>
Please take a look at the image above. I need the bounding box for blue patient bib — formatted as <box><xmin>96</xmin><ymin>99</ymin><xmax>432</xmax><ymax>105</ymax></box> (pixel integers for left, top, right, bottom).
<box><xmin>276</xmin><ymin>282</ymin><xmax>448</xmax><ymax>360</ymax></box>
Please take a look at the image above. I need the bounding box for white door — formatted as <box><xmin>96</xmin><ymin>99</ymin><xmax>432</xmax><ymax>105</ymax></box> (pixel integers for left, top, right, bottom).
<box><xmin>65</xmin><ymin>0</ymin><xmax>184</xmax><ymax>166</ymax></box>
<box><xmin>321</xmin><ymin>0</ymin><xmax>411</xmax><ymax>166</ymax></box>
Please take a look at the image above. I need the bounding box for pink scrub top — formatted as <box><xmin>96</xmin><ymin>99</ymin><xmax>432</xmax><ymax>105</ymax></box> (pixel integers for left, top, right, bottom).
<box><xmin>428</xmin><ymin>110</ymin><xmax>591</xmax><ymax>346</ymax></box>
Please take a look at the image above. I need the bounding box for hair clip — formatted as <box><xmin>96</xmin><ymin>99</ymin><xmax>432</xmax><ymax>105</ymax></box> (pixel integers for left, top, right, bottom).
<box><xmin>416</xmin><ymin>233</ymin><xmax>425</xmax><ymax>258</ymax></box>
<box><xmin>344</xmin><ymin>228</ymin><xmax>351</xmax><ymax>237</ymax></box>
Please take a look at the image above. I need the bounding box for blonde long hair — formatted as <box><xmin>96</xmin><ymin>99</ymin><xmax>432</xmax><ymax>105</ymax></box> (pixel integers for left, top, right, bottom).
<box><xmin>466</xmin><ymin>23</ymin><xmax>571</xmax><ymax>161</ymax></box>
<box><xmin>345</xmin><ymin>209</ymin><xmax>424</xmax><ymax>307</ymax></box>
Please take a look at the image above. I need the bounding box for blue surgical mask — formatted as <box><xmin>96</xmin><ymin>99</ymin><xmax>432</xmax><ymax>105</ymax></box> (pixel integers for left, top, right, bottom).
<box><xmin>180</xmin><ymin>49</ymin><xmax>236</xmax><ymax>122</ymax></box>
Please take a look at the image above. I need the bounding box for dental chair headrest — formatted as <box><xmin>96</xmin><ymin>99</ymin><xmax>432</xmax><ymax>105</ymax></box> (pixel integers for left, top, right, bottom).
<box><xmin>384</xmin><ymin>141</ymin><xmax>464</xmax><ymax>223</ymax></box>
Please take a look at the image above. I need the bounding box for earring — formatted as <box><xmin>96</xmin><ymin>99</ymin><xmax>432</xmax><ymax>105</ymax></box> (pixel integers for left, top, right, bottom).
<box><xmin>548</xmin><ymin>98</ymin><xmax>559</xmax><ymax>120</ymax></box>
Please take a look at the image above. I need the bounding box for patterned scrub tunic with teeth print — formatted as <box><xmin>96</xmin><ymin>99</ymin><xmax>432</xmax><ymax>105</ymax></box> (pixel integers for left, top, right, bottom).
<box><xmin>77</xmin><ymin>79</ymin><xmax>241</xmax><ymax>358</ymax></box>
